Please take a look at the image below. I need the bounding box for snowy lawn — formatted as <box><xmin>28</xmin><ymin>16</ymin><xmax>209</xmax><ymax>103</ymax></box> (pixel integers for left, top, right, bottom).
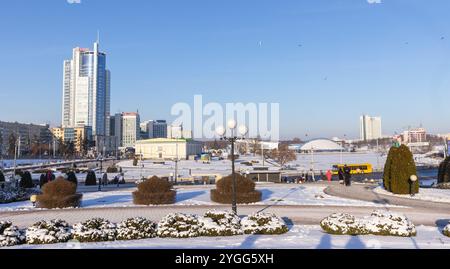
<box><xmin>6</xmin><ymin>225</ymin><xmax>450</xmax><ymax>249</ymax></box>
<box><xmin>374</xmin><ymin>186</ymin><xmax>450</xmax><ymax>204</ymax></box>
<box><xmin>0</xmin><ymin>184</ymin><xmax>401</xmax><ymax>212</ymax></box>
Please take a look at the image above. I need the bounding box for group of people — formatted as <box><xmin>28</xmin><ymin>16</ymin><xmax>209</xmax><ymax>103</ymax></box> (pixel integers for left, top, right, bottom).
<box><xmin>282</xmin><ymin>165</ymin><xmax>352</xmax><ymax>186</ymax></box>
<box><xmin>39</xmin><ymin>170</ymin><xmax>56</xmax><ymax>188</ymax></box>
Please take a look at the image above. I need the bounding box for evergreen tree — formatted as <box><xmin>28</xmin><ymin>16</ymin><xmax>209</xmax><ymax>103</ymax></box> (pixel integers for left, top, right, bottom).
<box><xmin>85</xmin><ymin>170</ymin><xmax>97</xmax><ymax>186</ymax></box>
<box><xmin>383</xmin><ymin>145</ymin><xmax>418</xmax><ymax>194</ymax></box>
<box><xmin>438</xmin><ymin>157</ymin><xmax>450</xmax><ymax>184</ymax></box>
<box><xmin>19</xmin><ymin>171</ymin><xmax>34</xmax><ymax>189</ymax></box>
<box><xmin>66</xmin><ymin>171</ymin><xmax>78</xmax><ymax>186</ymax></box>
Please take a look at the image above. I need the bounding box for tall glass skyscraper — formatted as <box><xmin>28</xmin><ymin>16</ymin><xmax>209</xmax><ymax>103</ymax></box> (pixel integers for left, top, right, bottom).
<box><xmin>62</xmin><ymin>41</ymin><xmax>110</xmax><ymax>136</ymax></box>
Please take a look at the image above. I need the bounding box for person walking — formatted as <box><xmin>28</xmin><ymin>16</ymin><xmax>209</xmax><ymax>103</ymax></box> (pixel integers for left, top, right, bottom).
<box><xmin>326</xmin><ymin>170</ymin><xmax>332</xmax><ymax>182</ymax></box>
<box><xmin>344</xmin><ymin>164</ymin><xmax>352</xmax><ymax>186</ymax></box>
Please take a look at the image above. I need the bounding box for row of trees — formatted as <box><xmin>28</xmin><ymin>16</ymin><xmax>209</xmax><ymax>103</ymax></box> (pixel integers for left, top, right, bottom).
<box><xmin>0</xmin><ymin>132</ymin><xmax>92</xmax><ymax>158</ymax></box>
<box><xmin>206</xmin><ymin>138</ymin><xmax>297</xmax><ymax>167</ymax></box>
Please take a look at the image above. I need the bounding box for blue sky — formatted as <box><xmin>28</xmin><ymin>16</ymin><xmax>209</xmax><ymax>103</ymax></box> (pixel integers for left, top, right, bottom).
<box><xmin>0</xmin><ymin>0</ymin><xmax>450</xmax><ymax>139</ymax></box>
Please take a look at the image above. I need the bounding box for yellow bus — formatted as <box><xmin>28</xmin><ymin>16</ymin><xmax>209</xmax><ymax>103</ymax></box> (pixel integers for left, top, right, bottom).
<box><xmin>331</xmin><ymin>163</ymin><xmax>373</xmax><ymax>175</ymax></box>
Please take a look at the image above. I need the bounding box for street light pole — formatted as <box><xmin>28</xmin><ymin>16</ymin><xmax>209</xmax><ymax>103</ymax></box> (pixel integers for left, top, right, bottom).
<box><xmin>216</xmin><ymin>120</ymin><xmax>248</xmax><ymax>215</ymax></box>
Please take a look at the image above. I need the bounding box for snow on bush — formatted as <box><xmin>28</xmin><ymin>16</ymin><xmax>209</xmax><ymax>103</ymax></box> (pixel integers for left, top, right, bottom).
<box><xmin>157</xmin><ymin>213</ymin><xmax>203</xmax><ymax>238</ymax></box>
<box><xmin>241</xmin><ymin>212</ymin><xmax>289</xmax><ymax>235</ymax></box>
<box><xmin>0</xmin><ymin>184</ymin><xmax>37</xmax><ymax>204</ymax></box>
<box><xmin>200</xmin><ymin>210</ymin><xmax>243</xmax><ymax>236</ymax></box>
<box><xmin>0</xmin><ymin>221</ymin><xmax>25</xmax><ymax>247</ymax></box>
<box><xmin>26</xmin><ymin>219</ymin><xmax>72</xmax><ymax>244</ymax></box>
<box><xmin>320</xmin><ymin>213</ymin><xmax>368</xmax><ymax>235</ymax></box>
<box><xmin>116</xmin><ymin>217</ymin><xmax>157</xmax><ymax>240</ymax></box>
<box><xmin>320</xmin><ymin>210</ymin><xmax>416</xmax><ymax>237</ymax></box>
<box><xmin>72</xmin><ymin>218</ymin><xmax>117</xmax><ymax>242</ymax></box>
<box><xmin>444</xmin><ymin>222</ymin><xmax>450</xmax><ymax>237</ymax></box>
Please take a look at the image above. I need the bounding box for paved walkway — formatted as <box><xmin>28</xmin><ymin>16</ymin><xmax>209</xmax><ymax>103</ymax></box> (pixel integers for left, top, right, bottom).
<box><xmin>1</xmin><ymin>182</ymin><xmax>449</xmax><ymax>229</ymax></box>
<box><xmin>324</xmin><ymin>182</ymin><xmax>450</xmax><ymax>213</ymax></box>
<box><xmin>1</xmin><ymin>203</ymin><xmax>449</xmax><ymax>229</ymax></box>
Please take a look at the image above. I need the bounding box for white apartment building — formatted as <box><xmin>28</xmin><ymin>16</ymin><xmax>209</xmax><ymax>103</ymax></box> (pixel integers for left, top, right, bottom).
<box><xmin>122</xmin><ymin>112</ymin><xmax>140</xmax><ymax>148</ymax></box>
<box><xmin>360</xmin><ymin>115</ymin><xmax>382</xmax><ymax>141</ymax></box>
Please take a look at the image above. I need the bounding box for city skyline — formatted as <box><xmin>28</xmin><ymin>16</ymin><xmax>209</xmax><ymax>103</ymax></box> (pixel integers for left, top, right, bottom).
<box><xmin>1</xmin><ymin>1</ymin><xmax>450</xmax><ymax>139</ymax></box>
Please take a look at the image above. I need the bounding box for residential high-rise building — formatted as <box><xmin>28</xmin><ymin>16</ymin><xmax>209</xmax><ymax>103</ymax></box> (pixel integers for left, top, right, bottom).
<box><xmin>360</xmin><ymin>115</ymin><xmax>382</xmax><ymax>141</ymax></box>
<box><xmin>122</xmin><ymin>112</ymin><xmax>141</xmax><ymax>148</ymax></box>
<box><xmin>62</xmin><ymin>40</ymin><xmax>110</xmax><ymax>136</ymax></box>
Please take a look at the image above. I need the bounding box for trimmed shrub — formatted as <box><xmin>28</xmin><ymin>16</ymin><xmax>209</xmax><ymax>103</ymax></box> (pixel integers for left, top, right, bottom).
<box><xmin>383</xmin><ymin>145</ymin><xmax>418</xmax><ymax>195</ymax></box>
<box><xmin>320</xmin><ymin>210</ymin><xmax>416</xmax><ymax>237</ymax></box>
<box><xmin>72</xmin><ymin>218</ymin><xmax>116</xmax><ymax>242</ymax></box>
<box><xmin>85</xmin><ymin>170</ymin><xmax>97</xmax><ymax>186</ymax></box>
<box><xmin>200</xmin><ymin>210</ymin><xmax>243</xmax><ymax>236</ymax></box>
<box><xmin>438</xmin><ymin>157</ymin><xmax>450</xmax><ymax>184</ymax></box>
<box><xmin>211</xmin><ymin>174</ymin><xmax>262</xmax><ymax>204</ymax></box>
<box><xmin>157</xmin><ymin>213</ymin><xmax>203</xmax><ymax>238</ymax></box>
<box><xmin>241</xmin><ymin>212</ymin><xmax>288</xmax><ymax>235</ymax></box>
<box><xmin>437</xmin><ymin>183</ymin><xmax>450</xmax><ymax>189</ymax></box>
<box><xmin>26</xmin><ymin>219</ymin><xmax>72</xmax><ymax>244</ymax></box>
<box><xmin>66</xmin><ymin>171</ymin><xmax>78</xmax><ymax>186</ymax></box>
<box><xmin>133</xmin><ymin>176</ymin><xmax>176</xmax><ymax>205</ymax></box>
<box><xmin>320</xmin><ymin>213</ymin><xmax>366</xmax><ymax>235</ymax></box>
<box><xmin>0</xmin><ymin>221</ymin><xmax>25</xmax><ymax>247</ymax></box>
<box><xmin>444</xmin><ymin>222</ymin><xmax>450</xmax><ymax>237</ymax></box>
<box><xmin>106</xmin><ymin>165</ymin><xmax>118</xmax><ymax>173</ymax></box>
<box><xmin>116</xmin><ymin>217</ymin><xmax>157</xmax><ymax>241</ymax></box>
<box><xmin>19</xmin><ymin>171</ymin><xmax>33</xmax><ymax>189</ymax></box>
<box><xmin>36</xmin><ymin>177</ymin><xmax>83</xmax><ymax>209</ymax></box>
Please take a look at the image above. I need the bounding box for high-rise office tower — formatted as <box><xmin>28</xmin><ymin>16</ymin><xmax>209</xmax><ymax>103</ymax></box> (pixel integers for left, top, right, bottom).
<box><xmin>62</xmin><ymin>40</ymin><xmax>110</xmax><ymax>136</ymax></box>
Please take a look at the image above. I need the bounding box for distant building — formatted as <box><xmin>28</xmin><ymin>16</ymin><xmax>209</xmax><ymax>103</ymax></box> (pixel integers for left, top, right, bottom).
<box><xmin>122</xmin><ymin>112</ymin><xmax>141</xmax><ymax>148</ymax></box>
<box><xmin>51</xmin><ymin>126</ymin><xmax>93</xmax><ymax>154</ymax></box>
<box><xmin>167</xmin><ymin>124</ymin><xmax>192</xmax><ymax>139</ymax></box>
<box><xmin>151</xmin><ymin>120</ymin><xmax>168</xmax><ymax>138</ymax></box>
<box><xmin>140</xmin><ymin>121</ymin><xmax>151</xmax><ymax>139</ymax></box>
<box><xmin>0</xmin><ymin>121</ymin><xmax>52</xmax><ymax>157</ymax></box>
<box><xmin>402</xmin><ymin>128</ymin><xmax>427</xmax><ymax>143</ymax></box>
<box><xmin>62</xmin><ymin>40</ymin><xmax>110</xmax><ymax>136</ymax></box>
<box><xmin>300</xmin><ymin>139</ymin><xmax>343</xmax><ymax>152</ymax></box>
<box><xmin>109</xmin><ymin>113</ymin><xmax>123</xmax><ymax>147</ymax></box>
<box><xmin>360</xmin><ymin>115</ymin><xmax>382</xmax><ymax>141</ymax></box>
<box><xmin>135</xmin><ymin>138</ymin><xmax>203</xmax><ymax>160</ymax></box>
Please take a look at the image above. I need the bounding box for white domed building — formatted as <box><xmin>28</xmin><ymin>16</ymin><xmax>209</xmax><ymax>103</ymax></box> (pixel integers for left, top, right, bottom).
<box><xmin>300</xmin><ymin>139</ymin><xmax>343</xmax><ymax>152</ymax></box>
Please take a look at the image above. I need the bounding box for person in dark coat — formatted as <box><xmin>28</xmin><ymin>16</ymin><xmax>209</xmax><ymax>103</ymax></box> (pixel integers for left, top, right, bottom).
<box><xmin>338</xmin><ymin>167</ymin><xmax>344</xmax><ymax>183</ymax></box>
<box><xmin>343</xmin><ymin>165</ymin><xmax>352</xmax><ymax>186</ymax></box>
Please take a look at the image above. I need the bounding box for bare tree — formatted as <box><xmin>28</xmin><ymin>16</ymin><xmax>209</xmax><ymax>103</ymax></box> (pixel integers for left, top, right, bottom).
<box><xmin>267</xmin><ymin>144</ymin><xmax>297</xmax><ymax>167</ymax></box>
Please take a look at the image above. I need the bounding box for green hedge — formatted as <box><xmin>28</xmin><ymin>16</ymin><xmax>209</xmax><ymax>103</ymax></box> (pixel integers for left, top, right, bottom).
<box><xmin>383</xmin><ymin>145</ymin><xmax>418</xmax><ymax>195</ymax></box>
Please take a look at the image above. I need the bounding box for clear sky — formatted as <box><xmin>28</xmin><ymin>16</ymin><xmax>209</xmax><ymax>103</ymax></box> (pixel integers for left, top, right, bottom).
<box><xmin>0</xmin><ymin>0</ymin><xmax>450</xmax><ymax>139</ymax></box>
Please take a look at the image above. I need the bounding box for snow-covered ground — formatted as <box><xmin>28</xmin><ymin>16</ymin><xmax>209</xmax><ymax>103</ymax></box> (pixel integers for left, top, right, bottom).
<box><xmin>286</xmin><ymin>152</ymin><xmax>387</xmax><ymax>171</ymax></box>
<box><xmin>374</xmin><ymin>186</ymin><xmax>450</xmax><ymax>204</ymax></box>
<box><xmin>0</xmin><ymin>184</ymin><xmax>402</xmax><ymax>212</ymax></box>
<box><xmin>7</xmin><ymin>225</ymin><xmax>450</xmax><ymax>249</ymax></box>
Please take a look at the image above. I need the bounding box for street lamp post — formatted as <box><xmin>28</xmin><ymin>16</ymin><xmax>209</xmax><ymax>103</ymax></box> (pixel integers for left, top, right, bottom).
<box><xmin>216</xmin><ymin>120</ymin><xmax>248</xmax><ymax>215</ymax></box>
<box><xmin>409</xmin><ymin>175</ymin><xmax>418</xmax><ymax>197</ymax></box>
